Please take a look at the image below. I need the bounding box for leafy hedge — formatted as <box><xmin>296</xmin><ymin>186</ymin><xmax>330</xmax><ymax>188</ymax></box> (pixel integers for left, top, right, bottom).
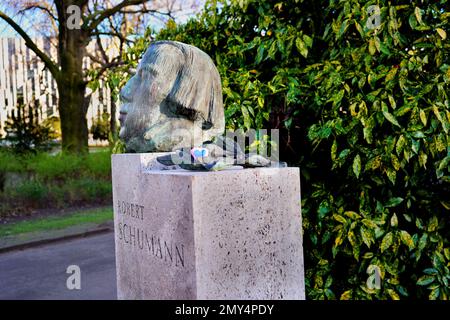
<box><xmin>0</xmin><ymin>150</ymin><xmax>112</xmax><ymax>219</ymax></box>
<box><xmin>121</xmin><ymin>0</ymin><xmax>450</xmax><ymax>299</ymax></box>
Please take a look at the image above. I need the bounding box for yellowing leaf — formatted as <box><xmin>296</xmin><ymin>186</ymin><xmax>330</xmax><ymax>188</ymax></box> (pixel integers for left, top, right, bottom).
<box><xmin>368</xmin><ymin>39</ymin><xmax>376</xmax><ymax>55</ymax></box>
<box><xmin>361</xmin><ymin>227</ymin><xmax>373</xmax><ymax>248</ymax></box>
<box><xmin>419</xmin><ymin>152</ymin><xmax>427</xmax><ymax>168</ymax></box>
<box><xmin>340</xmin><ymin>290</ymin><xmax>352</xmax><ymax>300</ymax></box>
<box><xmin>387</xmin><ymin>289</ymin><xmax>400</xmax><ymax>300</ymax></box>
<box><xmin>395</xmin><ymin>135</ymin><xmax>406</xmax><ymax>155</ymax></box>
<box><xmin>386</xmin><ymin>167</ymin><xmax>397</xmax><ymax>184</ymax></box>
<box><xmin>383</xmin><ymin>111</ymin><xmax>401</xmax><ymax>127</ymax></box>
<box><xmin>415</xmin><ymin>7</ymin><xmax>423</xmax><ymax>25</ymax></box>
<box><xmin>420</xmin><ymin>109</ymin><xmax>427</xmax><ymax>126</ymax></box>
<box><xmin>381</xmin><ymin>232</ymin><xmax>394</xmax><ymax>252</ymax></box>
<box><xmin>437</xmin><ymin>28</ymin><xmax>447</xmax><ymax>40</ymax></box>
<box><xmin>296</xmin><ymin>37</ymin><xmax>308</xmax><ymax>58</ymax></box>
<box><xmin>348</xmin><ymin>231</ymin><xmax>357</xmax><ymax>248</ymax></box>
<box><xmin>353</xmin><ymin>154</ymin><xmax>362</xmax><ymax>178</ymax></box>
<box><xmin>344</xmin><ymin>211</ymin><xmax>361</xmax><ymax>220</ymax></box>
<box><xmin>391</xmin><ymin>213</ymin><xmax>398</xmax><ymax>227</ymax></box>
<box><xmin>333</xmin><ymin>214</ymin><xmax>347</xmax><ymax>224</ymax></box>
<box><xmin>391</xmin><ymin>154</ymin><xmax>401</xmax><ymax>171</ymax></box>
<box><xmin>400</xmin><ymin>230</ymin><xmax>415</xmax><ymax>250</ymax></box>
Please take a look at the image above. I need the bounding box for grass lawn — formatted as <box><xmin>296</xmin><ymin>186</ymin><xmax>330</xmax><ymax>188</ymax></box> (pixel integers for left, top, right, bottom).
<box><xmin>0</xmin><ymin>206</ymin><xmax>113</xmax><ymax>237</ymax></box>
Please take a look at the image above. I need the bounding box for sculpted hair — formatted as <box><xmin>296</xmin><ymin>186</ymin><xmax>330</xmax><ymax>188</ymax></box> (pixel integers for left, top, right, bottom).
<box><xmin>147</xmin><ymin>41</ymin><xmax>225</xmax><ymax>133</ymax></box>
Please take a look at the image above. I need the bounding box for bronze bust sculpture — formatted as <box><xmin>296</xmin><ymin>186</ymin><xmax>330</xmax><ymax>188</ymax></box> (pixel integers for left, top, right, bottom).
<box><xmin>119</xmin><ymin>40</ymin><xmax>225</xmax><ymax>153</ymax></box>
<box><xmin>119</xmin><ymin>40</ymin><xmax>280</xmax><ymax>170</ymax></box>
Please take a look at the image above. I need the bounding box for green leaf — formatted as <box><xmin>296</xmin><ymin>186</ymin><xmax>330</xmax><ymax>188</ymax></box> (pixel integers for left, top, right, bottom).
<box><xmin>419</xmin><ymin>152</ymin><xmax>427</xmax><ymax>168</ymax></box>
<box><xmin>331</xmin><ymin>139</ymin><xmax>337</xmax><ymax>161</ymax></box>
<box><xmin>365</xmin><ymin>156</ymin><xmax>381</xmax><ymax>170</ymax></box>
<box><xmin>419</xmin><ymin>109</ymin><xmax>427</xmax><ymax>126</ymax></box>
<box><xmin>318</xmin><ymin>201</ymin><xmax>331</xmax><ymax>219</ymax></box>
<box><xmin>353</xmin><ymin>154</ymin><xmax>362</xmax><ymax>178</ymax></box>
<box><xmin>255</xmin><ymin>44</ymin><xmax>265</xmax><ymax>64</ymax></box>
<box><xmin>417</xmin><ymin>275</ymin><xmax>435</xmax><ymax>286</ymax></box>
<box><xmin>418</xmin><ymin>233</ymin><xmax>428</xmax><ymax>251</ymax></box>
<box><xmin>385</xmin><ymin>197</ymin><xmax>404</xmax><ymax>207</ymax></box>
<box><xmin>381</xmin><ymin>232</ymin><xmax>394</xmax><ymax>253</ymax></box>
<box><xmin>386</xmin><ymin>69</ymin><xmax>398</xmax><ymax>83</ymax></box>
<box><xmin>396</xmin><ymin>135</ymin><xmax>406</xmax><ymax>156</ymax></box>
<box><xmin>386</xmin><ymin>168</ymin><xmax>397</xmax><ymax>185</ymax></box>
<box><xmin>383</xmin><ymin>111</ymin><xmax>401</xmax><ymax>127</ymax></box>
<box><xmin>355</xmin><ymin>22</ymin><xmax>364</xmax><ymax>38</ymax></box>
<box><xmin>428</xmin><ymin>216</ymin><xmax>438</xmax><ymax>232</ymax></box>
<box><xmin>380</xmin><ymin>43</ymin><xmax>391</xmax><ymax>56</ymax></box>
<box><xmin>333</xmin><ymin>214</ymin><xmax>347</xmax><ymax>224</ymax></box>
<box><xmin>361</xmin><ymin>227</ymin><xmax>373</xmax><ymax>248</ymax></box>
<box><xmin>303</xmin><ymin>34</ymin><xmax>313</xmax><ymax>47</ymax></box>
<box><xmin>423</xmin><ymin>268</ymin><xmax>438</xmax><ymax>275</ymax></box>
<box><xmin>362</xmin><ymin>219</ymin><xmax>378</xmax><ymax>229</ymax></box>
<box><xmin>432</xmin><ymin>252</ymin><xmax>445</xmax><ymax>269</ymax></box>
<box><xmin>296</xmin><ymin>37</ymin><xmax>308</xmax><ymax>58</ymax></box>
<box><xmin>429</xmin><ymin>288</ymin><xmax>440</xmax><ymax>300</ymax></box>
<box><xmin>411</xmin><ymin>131</ymin><xmax>425</xmax><ymax>139</ymax></box>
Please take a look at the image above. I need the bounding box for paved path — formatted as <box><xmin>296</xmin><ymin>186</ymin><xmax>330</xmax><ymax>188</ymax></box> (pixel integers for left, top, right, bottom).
<box><xmin>0</xmin><ymin>232</ymin><xmax>117</xmax><ymax>300</ymax></box>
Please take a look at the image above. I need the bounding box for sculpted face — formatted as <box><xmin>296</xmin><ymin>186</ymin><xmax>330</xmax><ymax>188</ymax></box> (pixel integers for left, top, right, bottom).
<box><xmin>119</xmin><ymin>41</ymin><xmax>225</xmax><ymax>153</ymax></box>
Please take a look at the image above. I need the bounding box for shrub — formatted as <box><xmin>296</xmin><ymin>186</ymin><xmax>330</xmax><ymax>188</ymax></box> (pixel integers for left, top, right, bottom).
<box><xmin>90</xmin><ymin>113</ymin><xmax>111</xmax><ymax>141</ymax></box>
<box><xmin>124</xmin><ymin>0</ymin><xmax>450</xmax><ymax>299</ymax></box>
<box><xmin>85</xmin><ymin>150</ymin><xmax>112</xmax><ymax>178</ymax></box>
<box><xmin>64</xmin><ymin>178</ymin><xmax>112</xmax><ymax>202</ymax></box>
<box><xmin>15</xmin><ymin>180</ymin><xmax>48</xmax><ymax>203</ymax></box>
<box><xmin>0</xmin><ymin>149</ymin><xmax>112</xmax><ymax>218</ymax></box>
<box><xmin>26</xmin><ymin>152</ymin><xmax>83</xmax><ymax>180</ymax></box>
<box><xmin>2</xmin><ymin>102</ymin><xmax>56</xmax><ymax>153</ymax></box>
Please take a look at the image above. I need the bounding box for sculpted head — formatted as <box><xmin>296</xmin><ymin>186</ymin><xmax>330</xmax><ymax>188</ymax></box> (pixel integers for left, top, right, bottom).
<box><xmin>119</xmin><ymin>41</ymin><xmax>225</xmax><ymax>153</ymax></box>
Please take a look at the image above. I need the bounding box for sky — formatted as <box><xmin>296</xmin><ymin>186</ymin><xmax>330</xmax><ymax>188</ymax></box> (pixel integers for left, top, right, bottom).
<box><xmin>0</xmin><ymin>0</ymin><xmax>205</xmax><ymax>37</ymax></box>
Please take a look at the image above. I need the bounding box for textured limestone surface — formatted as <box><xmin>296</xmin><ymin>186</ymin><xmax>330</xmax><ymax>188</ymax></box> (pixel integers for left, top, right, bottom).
<box><xmin>112</xmin><ymin>153</ymin><xmax>305</xmax><ymax>300</ymax></box>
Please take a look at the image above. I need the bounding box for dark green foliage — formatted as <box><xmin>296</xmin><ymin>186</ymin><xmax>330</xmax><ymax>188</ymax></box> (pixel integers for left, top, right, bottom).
<box><xmin>2</xmin><ymin>102</ymin><xmax>56</xmax><ymax>153</ymax></box>
<box><xmin>129</xmin><ymin>0</ymin><xmax>450</xmax><ymax>299</ymax></box>
<box><xmin>0</xmin><ymin>149</ymin><xmax>112</xmax><ymax>218</ymax></box>
<box><xmin>90</xmin><ymin>112</ymin><xmax>111</xmax><ymax>141</ymax></box>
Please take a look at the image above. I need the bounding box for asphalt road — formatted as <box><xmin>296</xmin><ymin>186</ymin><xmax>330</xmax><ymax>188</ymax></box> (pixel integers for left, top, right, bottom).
<box><xmin>0</xmin><ymin>232</ymin><xmax>117</xmax><ymax>300</ymax></box>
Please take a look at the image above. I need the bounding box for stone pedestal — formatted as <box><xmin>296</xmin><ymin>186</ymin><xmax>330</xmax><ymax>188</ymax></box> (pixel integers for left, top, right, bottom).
<box><xmin>112</xmin><ymin>153</ymin><xmax>305</xmax><ymax>300</ymax></box>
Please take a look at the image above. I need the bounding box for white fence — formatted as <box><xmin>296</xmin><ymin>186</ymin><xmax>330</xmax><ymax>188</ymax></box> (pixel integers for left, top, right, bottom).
<box><xmin>0</xmin><ymin>37</ymin><xmax>116</xmax><ymax>145</ymax></box>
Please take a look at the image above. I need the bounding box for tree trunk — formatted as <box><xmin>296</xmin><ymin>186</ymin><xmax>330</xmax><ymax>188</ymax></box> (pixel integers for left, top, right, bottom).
<box><xmin>110</xmin><ymin>99</ymin><xmax>117</xmax><ymax>140</ymax></box>
<box><xmin>56</xmin><ymin>1</ymin><xmax>90</xmax><ymax>154</ymax></box>
<box><xmin>57</xmin><ymin>80</ymin><xmax>89</xmax><ymax>154</ymax></box>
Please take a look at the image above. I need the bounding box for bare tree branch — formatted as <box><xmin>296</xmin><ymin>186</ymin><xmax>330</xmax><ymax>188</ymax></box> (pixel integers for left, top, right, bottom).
<box><xmin>84</xmin><ymin>0</ymin><xmax>151</xmax><ymax>31</ymax></box>
<box><xmin>119</xmin><ymin>8</ymin><xmax>173</xmax><ymax>17</ymax></box>
<box><xmin>90</xmin><ymin>58</ymin><xmax>127</xmax><ymax>82</ymax></box>
<box><xmin>0</xmin><ymin>9</ymin><xmax>60</xmax><ymax>78</ymax></box>
<box><xmin>86</xmin><ymin>52</ymin><xmax>103</xmax><ymax>64</ymax></box>
<box><xmin>18</xmin><ymin>3</ymin><xmax>58</xmax><ymax>21</ymax></box>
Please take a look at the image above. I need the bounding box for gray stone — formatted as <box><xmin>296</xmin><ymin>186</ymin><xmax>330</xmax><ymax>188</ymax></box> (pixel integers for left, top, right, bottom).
<box><xmin>112</xmin><ymin>153</ymin><xmax>305</xmax><ymax>300</ymax></box>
